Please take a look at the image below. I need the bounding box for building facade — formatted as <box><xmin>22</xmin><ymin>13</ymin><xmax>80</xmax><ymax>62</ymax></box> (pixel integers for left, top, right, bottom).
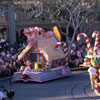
<box><xmin>1</xmin><ymin>1</ymin><xmax>100</xmax><ymax>45</ymax></box>
<box><xmin>0</xmin><ymin>0</ymin><xmax>16</xmax><ymax>44</ymax></box>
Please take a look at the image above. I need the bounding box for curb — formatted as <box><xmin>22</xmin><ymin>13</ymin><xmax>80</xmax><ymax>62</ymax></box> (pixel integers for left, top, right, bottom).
<box><xmin>71</xmin><ymin>67</ymin><xmax>88</xmax><ymax>71</ymax></box>
<box><xmin>0</xmin><ymin>67</ymin><xmax>88</xmax><ymax>81</ymax></box>
<box><xmin>0</xmin><ymin>77</ymin><xmax>11</xmax><ymax>81</ymax></box>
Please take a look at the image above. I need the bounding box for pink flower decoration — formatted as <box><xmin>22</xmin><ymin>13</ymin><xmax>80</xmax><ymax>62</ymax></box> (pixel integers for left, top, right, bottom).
<box><xmin>28</xmin><ymin>27</ymin><xmax>33</xmax><ymax>32</ymax></box>
<box><xmin>24</xmin><ymin>28</ymin><xmax>29</xmax><ymax>34</ymax></box>
<box><xmin>34</xmin><ymin>27</ymin><xmax>40</xmax><ymax>31</ymax></box>
<box><xmin>34</xmin><ymin>27</ymin><xmax>45</xmax><ymax>33</ymax></box>
<box><xmin>61</xmin><ymin>68</ymin><xmax>67</xmax><ymax>75</ymax></box>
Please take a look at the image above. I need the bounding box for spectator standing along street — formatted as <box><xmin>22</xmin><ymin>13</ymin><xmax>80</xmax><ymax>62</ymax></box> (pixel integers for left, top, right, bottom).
<box><xmin>88</xmin><ymin>64</ymin><xmax>96</xmax><ymax>90</ymax></box>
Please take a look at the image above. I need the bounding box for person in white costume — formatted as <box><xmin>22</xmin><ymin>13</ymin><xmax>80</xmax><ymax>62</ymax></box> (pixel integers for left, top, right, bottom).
<box><xmin>22</xmin><ymin>60</ymin><xmax>32</xmax><ymax>78</ymax></box>
<box><xmin>88</xmin><ymin>64</ymin><xmax>96</xmax><ymax>90</ymax></box>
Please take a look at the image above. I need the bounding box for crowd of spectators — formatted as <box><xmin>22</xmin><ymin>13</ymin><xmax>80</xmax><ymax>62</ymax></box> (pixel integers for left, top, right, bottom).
<box><xmin>68</xmin><ymin>42</ymin><xmax>87</xmax><ymax>68</ymax></box>
<box><xmin>0</xmin><ymin>37</ymin><xmax>88</xmax><ymax>78</ymax></box>
<box><xmin>0</xmin><ymin>38</ymin><xmax>26</xmax><ymax>78</ymax></box>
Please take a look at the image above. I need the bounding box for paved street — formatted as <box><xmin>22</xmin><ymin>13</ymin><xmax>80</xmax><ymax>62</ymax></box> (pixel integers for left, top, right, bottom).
<box><xmin>0</xmin><ymin>71</ymin><xmax>100</xmax><ymax>100</ymax></box>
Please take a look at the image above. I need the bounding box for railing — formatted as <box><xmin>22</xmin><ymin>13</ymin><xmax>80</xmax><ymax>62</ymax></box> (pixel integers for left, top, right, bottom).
<box><xmin>15</xmin><ymin>11</ymin><xmax>67</xmax><ymax>28</ymax></box>
<box><xmin>15</xmin><ymin>11</ymin><xmax>52</xmax><ymax>22</ymax></box>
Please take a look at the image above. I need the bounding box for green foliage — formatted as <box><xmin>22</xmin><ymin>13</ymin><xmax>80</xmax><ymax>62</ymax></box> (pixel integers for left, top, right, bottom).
<box><xmin>94</xmin><ymin>57</ymin><xmax>100</xmax><ymax>64</ymax></box>
<box><xmin>13</xmin><ymin>0</ymin><xmax>100</xmax><ymax>49</ymax></box>
<box><xmin>44</xmin><ymin>68</ymin><xmax>50</xmax><ymax>72</ymax></box>
<box><xmin>13</xmin><ymin>0</ymin><xmax>99</xmax><ymax>22</ymax></box>
<box><xmin>71</xmin><ymin>67</ymin><xmax>88</xmax><ymax>71</ymax></box>
<box><xmin>94</xmin><ymin>58</ymin><xmax>96</xmax><ymax>64</ymax></box>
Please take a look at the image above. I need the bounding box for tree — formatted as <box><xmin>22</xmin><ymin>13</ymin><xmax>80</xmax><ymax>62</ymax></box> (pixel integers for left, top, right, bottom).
<box><xmin>39</xmin><ymin>0</ymin><xmax>98</xmax><ymax>52</ymax></box>
<box><xmin>59</xmin><ymin>0</ymin><xmax>97</xmax><ymax>50</ymax></box>
<box><xmin>13</xmin><ymin>0</ymin><xmax>99</xmax><ymax>53</ymax></box>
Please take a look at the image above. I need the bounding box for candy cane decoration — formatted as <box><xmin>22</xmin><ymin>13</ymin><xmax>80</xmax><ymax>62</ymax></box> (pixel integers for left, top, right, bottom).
<box><xmin>55</xmin><ymin>41</ymin><xmax>68</xmax><ymax>67</ymax></box>
<box><xmin>92</xmin><ymin>31</ymin><xmax>99</xmax><ymax>55</ymax></box>
<box><xmin>77</xmin><ymin>33</ymin><xmax>92</xmax><ymax>52</ymax></box>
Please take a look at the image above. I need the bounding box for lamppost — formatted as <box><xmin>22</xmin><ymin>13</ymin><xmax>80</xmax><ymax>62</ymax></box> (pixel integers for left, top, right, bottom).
<box><xmin>6</xmin><ymin>64</ymin><xmax>15</xmax><ymax>100</ymax></box>
<box><xmin>0</xmin><ymin>85</ymin><xmax>6</xmax><ymax>100</ymax></box>
<box><xmin>7</xmin><ymin>88</ymin><xmax>15</xmax><ymax>100</ymax></box>
<box><xmin>0</xmin><ymin>84</ymin><xmax>15</xmax><ymax>100</ymax></box>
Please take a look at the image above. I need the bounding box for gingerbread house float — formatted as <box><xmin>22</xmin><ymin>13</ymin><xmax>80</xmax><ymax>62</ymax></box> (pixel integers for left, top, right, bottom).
<box><xmin>12</xmin><ymin>27</ymin><xmax>72</xmax><ymax>82</ymax></box>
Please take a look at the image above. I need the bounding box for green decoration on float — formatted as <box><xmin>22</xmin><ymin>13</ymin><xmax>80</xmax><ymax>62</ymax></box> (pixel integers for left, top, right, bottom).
<box><xmin>98</xmin><ymin>57</ymin><xmax>100</xmax><ymax>64</ymax></box>
<box><xmin>99</xmin><ymin>57</ymin><xmax>100</xmax><ymax>64</ymax></box>
<box><xmin>87</xmin><ymin>52</ymin><xmax>93</xmax><ymax>55</ymax></box>
<box><xmin>94</xmin><ymin>57</ymin><xmax>97</xmax><ymax>64</ymax></box>
<box><xmin>98</xmin><ymin>58</ymin><xmax>99</xmax><ymax>64</ymax></box>
<box><xmin>96</xmin><ymin>57</ymin><xmax>99</xmax><ymax>64</ymax></box>
<box><xmin>94</xmin><ymin>58</ymin><xmax>96</xmax><ymax>64</ymax></box>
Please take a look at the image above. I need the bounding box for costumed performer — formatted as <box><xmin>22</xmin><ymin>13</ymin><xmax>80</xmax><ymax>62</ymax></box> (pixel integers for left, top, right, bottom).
<box><xmin>22</xmin><ymin>60</ymin><xmax>32</xmax><ymax>78</ymax></box>
<box><xmin>88</xmin><ymin>64</ymin><xmax>96</xmax><ymax>90</ymax></box>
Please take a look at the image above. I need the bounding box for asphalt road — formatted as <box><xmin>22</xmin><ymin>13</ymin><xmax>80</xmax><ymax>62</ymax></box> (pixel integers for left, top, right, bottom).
<box><xmin>0</xmin><ymin>71</ymin><xmax>100</xmax><ymax>100</ymax></box>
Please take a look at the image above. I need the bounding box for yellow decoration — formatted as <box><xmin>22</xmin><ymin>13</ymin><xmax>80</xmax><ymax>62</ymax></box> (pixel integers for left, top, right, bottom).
<box><xmin>90</xmin><ymin>58</ymin><xmax>99</xmax><ymax>67</ymax></box>
<box><xmin>19</xmin><ymin>66</ymin><xmax>25</xmax><ymax>72</ymax></box>
<box><xmin>34</xmin><ymin>62</ymin><xmax>39</xmax><ymax>70</ymax></box>
<box><xmin>87</xmin><ymin>52</ymin><xmax>93</xmax><ymax>56</ymax></box>
<box><xmin>53</xmin><ymin>26</ymin><xmax>61</xmax><ymax>41</ymax></box>
<box><xmin>91</xmin><ymin>58</ymin><xmax>95</xmax><ymax>66</ymax></box>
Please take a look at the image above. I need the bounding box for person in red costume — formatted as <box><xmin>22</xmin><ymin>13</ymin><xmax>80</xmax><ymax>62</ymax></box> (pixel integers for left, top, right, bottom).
<box><xmin>22</xmin><ymin>60</ymin><xmax>32</xmax><ymax>78</ymax></box>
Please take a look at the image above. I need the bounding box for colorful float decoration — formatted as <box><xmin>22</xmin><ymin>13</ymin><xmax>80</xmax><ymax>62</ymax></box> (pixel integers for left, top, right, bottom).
<box><xmin>77</xmin><ymin>31</ymin><xmax>100</xmax><ymax>67</ymax></box>
<box><xmin>12</xmin><ymin>26</ymin><xmax>72</xmax><ymax>82</ymax></box>
<box><xmin>77</xmin><ymin>31</ymin><xmax>100</xmax><ymax>95</ymax></box>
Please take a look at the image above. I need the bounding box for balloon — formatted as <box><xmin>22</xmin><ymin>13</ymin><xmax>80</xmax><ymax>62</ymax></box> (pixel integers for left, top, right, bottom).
<box><xmin>53</xmin><ymin>26</ymin><xmax>61</xmax><ymax>41</ymax></box>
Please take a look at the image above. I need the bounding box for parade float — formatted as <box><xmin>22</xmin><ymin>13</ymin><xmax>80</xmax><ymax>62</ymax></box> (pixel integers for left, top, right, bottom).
<box><xmin>12</xmin><ymin>26</ymin><xmax>72</xmax><ymax>82</ymax></box>
<box><xmin>77</xmin><ymin>31</ymin><xmax>100</xmax><ymax>95</ymax></box>
<box><xmin>77</xmin><ymin>31</ymin><xmax>100</xmax><ymax>67</ymax></box>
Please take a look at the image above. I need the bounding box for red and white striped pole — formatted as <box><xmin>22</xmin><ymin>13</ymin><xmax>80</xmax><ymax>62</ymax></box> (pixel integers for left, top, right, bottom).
<box><xmin>77</xmin><ymin>33</ymin><xmax>92</xmax><ymax>52</ymax></box>
<box><xmin>55</xmin><ymin>41</ymin><xmax>68</xmax><ymax>67</ymax></box>
<box><xmin>92</xmin><ymin>31</ymin><xmax>99</xmax><ymax>55</ymax></box>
